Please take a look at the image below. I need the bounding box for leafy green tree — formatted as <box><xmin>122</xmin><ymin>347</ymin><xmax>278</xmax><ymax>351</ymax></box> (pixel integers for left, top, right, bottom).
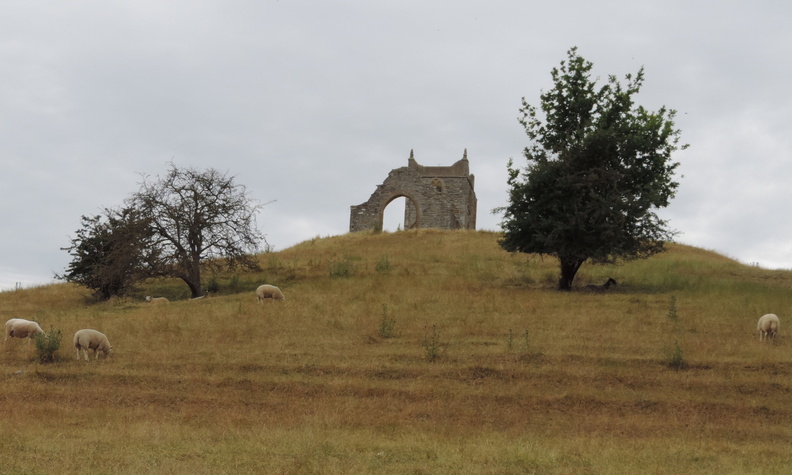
<box><xmin>58</xmin><ymin>207</ymin><xmax>153</xmax><ymax>299</ymax></box>
<box><xmin>499</xmin><ymin>47</ymin><xmax>686</xmax><ymax>290</ymax></box>
<box><xmin>128</xmin><ymin>164</ymin><xmax>266</xmax><ymax>297</ymax></box>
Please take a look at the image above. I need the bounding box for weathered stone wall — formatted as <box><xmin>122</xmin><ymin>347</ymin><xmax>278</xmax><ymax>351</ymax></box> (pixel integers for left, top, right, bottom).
<box><xmin>349</xmin><ymin>150</ymin><xmax>477</xmax><ymax>233</ymax></box>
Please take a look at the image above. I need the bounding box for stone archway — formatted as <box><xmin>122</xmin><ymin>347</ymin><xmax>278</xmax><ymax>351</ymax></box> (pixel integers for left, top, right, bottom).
<box><xmin>349</xmin><ymin>150</ymin><xmax>477</xmax><ymax>233</ymax></box>
<box><xmin>382</xmin><ymin>194</ymin><xmax>419</xmax><ymax>231</ymax></box>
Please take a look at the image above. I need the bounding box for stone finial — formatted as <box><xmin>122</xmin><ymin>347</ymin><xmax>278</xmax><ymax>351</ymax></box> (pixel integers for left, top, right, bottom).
<box><xmin>462</xmin><ymin>149</ymin><xmax>468</xmax><ymax>161</ymax></box>
<box><xmin>408</xmin><ymin>149</ymin><xmax>418</xmax><ymax>167</ymax></box>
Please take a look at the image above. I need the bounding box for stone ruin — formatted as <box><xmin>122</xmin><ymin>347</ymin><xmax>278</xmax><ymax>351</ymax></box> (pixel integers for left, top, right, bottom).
<box><xmin>349</xmin><ymin>150</ymin><xmax>477</xmax><ymax>233</ymax></box>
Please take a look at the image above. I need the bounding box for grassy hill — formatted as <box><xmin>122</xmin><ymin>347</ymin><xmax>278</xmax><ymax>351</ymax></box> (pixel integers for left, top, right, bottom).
<box><xmin>1</xmin><ymin>229</ymin><xmax>791</xmax><ymax>473</ymax></box>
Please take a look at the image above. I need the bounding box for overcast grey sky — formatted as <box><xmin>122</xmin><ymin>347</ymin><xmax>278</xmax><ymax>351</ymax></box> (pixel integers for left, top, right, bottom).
<box><xmin>2</xmin><ymin>1</ymin><xmax>790</xmax><ymax>290</ymax></box>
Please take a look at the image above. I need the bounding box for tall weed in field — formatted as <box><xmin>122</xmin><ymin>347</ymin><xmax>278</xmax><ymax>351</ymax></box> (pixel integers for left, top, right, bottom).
<box><xmin>663</xmin><ymin>294</ymin><xmax>687</xmax><ymax>368</ymax></box>
<box><xmin>509</xmin><ymin>328</ymin><xmax>542</xmax><ymax>363</ymax></box>
<box><xmin>666</xmin><ymin>295</ymin><xmax>678</xmax><ymax>322</ymax></box>
<box><xmin>665</xmin><ymin>340</ymin><xmax>688</xmax><ymax>370</ymax></box>
<box><xmin>377</xmin><ymin>304</ymin><xmax>397</xmax><ymax>338</ymax></box>
<box><xmin>422</xmin><ymin>324</ymin><xmax>445</xmax><ymax>361</ymax></box>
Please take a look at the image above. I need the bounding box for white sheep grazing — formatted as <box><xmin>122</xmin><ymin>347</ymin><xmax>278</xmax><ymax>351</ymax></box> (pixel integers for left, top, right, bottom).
<box><xmin>256</xmin><ymin>284</ymin><xmax>285</xmax><ymax>303</ymax></box>
<box><xmin>73</xmin><ymin>329</ymin><xmax>113</xmax><ymax>360</ymax></box>
<box><xmin>4</xmin><ymin>318</ymin><xmax>44</xmax><ymax>343</ymax></box>
<box><xmin>757</xmin><ymin>313</ymin><xmax>780</xmax><ymax>342</ymax></box>
<box><xmin>145</xmin><ymin>296</ymin><xmax>170</xmax><ymax>304</ymax></box>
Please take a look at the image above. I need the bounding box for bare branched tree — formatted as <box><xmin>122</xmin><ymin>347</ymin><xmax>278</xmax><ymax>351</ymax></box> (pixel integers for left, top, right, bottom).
<box><xmin>129</xmin><ymin>164</ymin><xmax>267</xmax><ymax>297</ymax></box>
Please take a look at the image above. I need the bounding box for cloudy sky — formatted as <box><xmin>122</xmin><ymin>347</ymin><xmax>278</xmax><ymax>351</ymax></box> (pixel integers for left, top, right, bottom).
<box><xmin>1</xmin><ymin>1</ymin><xmax>790</xmax><ymax>290</ymax></box>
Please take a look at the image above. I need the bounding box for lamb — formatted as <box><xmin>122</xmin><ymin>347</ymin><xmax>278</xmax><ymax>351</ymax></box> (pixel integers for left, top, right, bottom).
<box><xmin>190</xmin><ymin>290</ymin><xmax>209</xmax><ymax>300</ymax></box>
<box><xmin>256</xmin><ymin>284</ymin><xmax>285</xmax><ymax>303</ymax></box>
<box><xmin>4</xmin><ymin>318</ymin><xmax>44</xmax><ymax>343</ymax></box>
<box><xmin>757</xmin><ymin>313</ymin><xmax>780</xmax><ymax>342</ymax></box>
<box><xmin>584</xmin><ymin>278</ymin><xmax>618</xmax><ymax>292</ymax></box>
<box><xmin>73</xmin><ymin>329</ymin><xmax>113</xmax><ymax>360</ymax></box>
<box><xmin>145</xmin><ymin>296</ymin><xmax>170</xmax><ymax>304</ymax></box>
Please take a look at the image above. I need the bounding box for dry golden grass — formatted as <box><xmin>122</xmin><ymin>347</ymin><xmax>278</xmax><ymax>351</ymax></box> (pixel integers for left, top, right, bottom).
<box><xmin>1</xmin><ymin>229</ymin><xmax>791</xmax><ymax>473</ymax></box>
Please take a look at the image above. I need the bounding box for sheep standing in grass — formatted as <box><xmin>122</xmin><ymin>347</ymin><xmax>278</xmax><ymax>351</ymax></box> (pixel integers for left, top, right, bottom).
<box><xmin>256</xmin><ymin>284</ymin><xmax>285</xmax><ymax>303</ymax></box>
<box><xmin>145</xmin><ymin>296</ymin><xmax>169</xmax><ymax>304</ymax></box>
<box><xmin>584</xmin><ymin>278</ymin><xmax>618</xmax><ymax>292</ymax></box>
<box><xmin>190</xmin><ymin>290</ymin><xmax>209</xmax><ymax>301</ymax></box>
<box><xmin>4</xmin><ymin>318</ymin><xmax>44</xmax><ymax>343</ymax></box>
<box><xmin>757</xmin><ymin>313</ymin><xmax>780</xmax><ymax>342</ymax></box>
<box><xmin>74</xmin><ymin>329</ymin><xmax>113</xmax><ymax>360</ymax></box>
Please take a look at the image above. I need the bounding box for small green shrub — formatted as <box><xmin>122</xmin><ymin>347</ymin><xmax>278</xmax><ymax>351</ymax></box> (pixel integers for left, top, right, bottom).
<box><xmin>206</xmin><ymin>277</ymin><xmax>220</xmax><ymax>294</ymax></box>
<box><xmin>35</xmin><ymin>327</ymin><xmax>62</xmax><ymax>364</ymax></box>
<box><xmin>377</xmin><ymin>304</ymin><xmax>397</xmax><ymax>338</ymax></box>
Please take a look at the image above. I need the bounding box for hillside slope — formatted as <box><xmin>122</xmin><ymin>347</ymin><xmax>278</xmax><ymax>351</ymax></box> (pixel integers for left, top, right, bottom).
<box><xmin>1</xmin><ymin>230</ymin><xmax>790</xmax><ymax>473</ymax></box>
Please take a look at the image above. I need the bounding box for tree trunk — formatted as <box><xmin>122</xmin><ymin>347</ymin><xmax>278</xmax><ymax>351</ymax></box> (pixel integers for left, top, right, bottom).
<box><xmin>181</xmin><ymin>257</ymin><xmax>203</xmax><ymax>298</ymax></box>
<box><xmin>558</xmin><ymin>256</ymin><xmax>586</xmax><ymax>291</ymax></box>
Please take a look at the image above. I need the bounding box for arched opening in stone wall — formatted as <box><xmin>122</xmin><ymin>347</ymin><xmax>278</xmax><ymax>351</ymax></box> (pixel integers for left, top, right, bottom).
<box><xmin>381</xmin><ymin>195</ymin><xmax>418</xmax><ymax>232</ymax></box>
<box><xmin>382</xmin><ymin>197</ymin><xmax>405</xmax><ymax>231</ymax></box>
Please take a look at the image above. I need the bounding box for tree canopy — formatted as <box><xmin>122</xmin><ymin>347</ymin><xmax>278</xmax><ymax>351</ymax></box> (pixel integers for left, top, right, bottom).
<box><xmin>58</xmin><ymin>207</ymin><xmax>153</xmax><ymax>300</ymax></box>
<box><xmin>499</xmin><ymin>47</ymin><xmax>686</xmax><ymax>290</ymax></box>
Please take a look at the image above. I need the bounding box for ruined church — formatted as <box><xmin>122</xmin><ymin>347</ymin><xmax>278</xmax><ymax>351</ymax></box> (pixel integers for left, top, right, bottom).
<box><xmin>349</xmin><ymin>150</ymin><xmax>477</xmax><ymax>232</ymax></box>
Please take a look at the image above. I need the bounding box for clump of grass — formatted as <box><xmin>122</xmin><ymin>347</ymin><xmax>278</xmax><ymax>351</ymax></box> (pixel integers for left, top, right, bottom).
<box><xmin>35</xmin><ymin>326</ymin><xmax>62</xmax><ymax>364</ymax></box>
<box><xmin>377</xmin><ymin>304</ymin><xmax>397</xmax><ymax>338</ymax></box>
<box><xmin>665</xmin><ymin>340</ymin><xmax>688</xmax><ymax>370</ymax></box>
<box><xmin>375</xmin><ymin>255</ymin><xmax>391</xmax><ymax>274</ymax></box>
<box><xmin>329</xmin><ymin>257</ymin><xmax>355</xmax><ymax>278</ymax></box>
<box><xmin>422</xmin><ymin>324</ymin><xmax>445</xmax><ymax>362</ymax></box>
